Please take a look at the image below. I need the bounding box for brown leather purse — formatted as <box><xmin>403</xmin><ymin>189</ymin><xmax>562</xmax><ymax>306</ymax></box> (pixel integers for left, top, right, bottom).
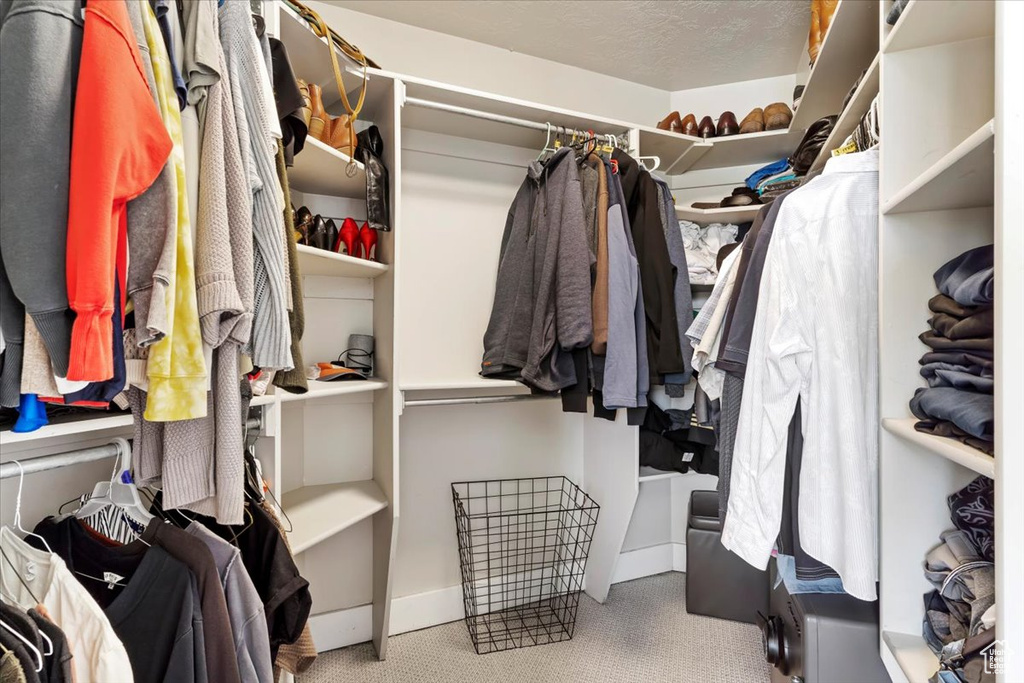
<box><xmin>284</xmin><ymin>0</ymin><xmax>377</xmax><ymax>161</ymax></box>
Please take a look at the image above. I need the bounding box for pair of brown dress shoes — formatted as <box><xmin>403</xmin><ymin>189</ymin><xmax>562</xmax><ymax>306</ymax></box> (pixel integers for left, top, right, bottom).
<box><xmin>656</xmin><ymin>103</ymin><xmax>793</xmax><ymax>139</ymax></box>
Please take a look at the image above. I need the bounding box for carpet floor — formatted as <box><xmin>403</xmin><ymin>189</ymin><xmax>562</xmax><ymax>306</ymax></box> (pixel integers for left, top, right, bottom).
<box><xmin>302</xmin><ymin>572</ymin><xmax>772</xmax><ymax>682</ymax></box>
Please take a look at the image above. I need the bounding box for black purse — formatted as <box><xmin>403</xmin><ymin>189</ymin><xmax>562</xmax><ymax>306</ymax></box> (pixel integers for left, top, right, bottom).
<box><xmin>356</xmin><ymin>125</ymin><xmax>392</xmax><ymax>232</ymax></box>
<box><xmin>789</xmin><ymin>115</ymin><xmax>838</xmax><ymax>176</ymax></box>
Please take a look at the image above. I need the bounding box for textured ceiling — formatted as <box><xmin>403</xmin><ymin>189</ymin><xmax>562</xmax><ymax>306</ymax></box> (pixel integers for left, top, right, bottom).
<box><xmin>323</xmin><ymin>0</ymin><xmax>809</xmax><ymax>90</ymax></box>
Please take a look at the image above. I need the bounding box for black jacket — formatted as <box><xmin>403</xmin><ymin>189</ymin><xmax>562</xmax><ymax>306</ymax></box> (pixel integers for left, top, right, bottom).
<box><xmin>613</xmin><ymin>150</ymin><xmax>684</xmax><ymax>380</ymax></box>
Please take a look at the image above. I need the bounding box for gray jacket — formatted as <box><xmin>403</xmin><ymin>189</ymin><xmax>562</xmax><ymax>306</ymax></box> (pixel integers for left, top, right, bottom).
<box><xmin>653</xmin><ymin>178</ymin><xmax>694</xmax><ymax>390</ymax></box>
<box><xmin>602</xmin><ymin>162</ymin><xmax>649</xmax><ymax>409</ymax></box>
<box><xmin>481</xmin><ymin>148</ymin><xmax>593</xmax><ymax>392</ymax></box>
<box><xmin>0</xmin><ymin>0</ymin><xmax>81</xmax><ymax>404</ymax></box>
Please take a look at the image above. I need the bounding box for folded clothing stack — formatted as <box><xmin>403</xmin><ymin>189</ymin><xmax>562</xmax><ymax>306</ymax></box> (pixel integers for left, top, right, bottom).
<box><xmin>922</xmin><ymin>477</ymin><xmax>995</xmax><ymax>661</ymax></box>
<box><xmin>681</xmin><ymin>221</ymin><xmax>738</xmax><ymax>285</ymax></box>
<box><xmin>745</xmin><ymin>158</ymin><xmax>800</xmax><ymax>200</ymax></box>
<box><xmin>910</xmin><ymin>245</ymin><xmax>995</xmax><ymax>454</ymax></box>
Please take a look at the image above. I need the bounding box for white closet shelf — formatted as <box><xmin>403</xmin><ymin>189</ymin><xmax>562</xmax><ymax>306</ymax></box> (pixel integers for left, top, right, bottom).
<box><xmin>282</xmin><ymin>479</ymin><xmax>389</xmax><ymax>555</ymax></box>
<box><xmin>397</xmin><ymin>74</ymin><xmax>635</xmax><ymax>150</ymax></box>
<box><xmin>278</xmin><ymin>378</ymin><xmax>388</xmax><ymax>403</ymax></box>
<box><xmin>686</xmin><ymin>128</ymin><xmax>806</xmax><ymax>172</ymax></box>
<box><xmin>882</xmin><ymin>120</ymin><xmax>994</xmax><ymax>215</ymax></box>
<box><xmin>790</xmin><ymin>0</ymin><xmax>879</xmax><ymax>131</ymax></box>
<box><xmin>639</xmin><ymin>467</ymin><xmax>684</xmax><ymax>483</ymax></box>
<box><xmin>882</xmin><ymin>418</ymin><xmax>995</xmax><ymax>478</ymax></box>
<box><xmin>0</xmin><ymin>412</ymin><xmax>132</xmax><ymax>445</ymax></box>
<box><xmin>675</xmin><ymin>204</ymin><xmax>762</xmax><ymax>225</ymax></box>
<box><xmin>883</xmin><ymin>0</ymin><xmax>995</xmax><ymax>54</ymax></box>
<box><xmin>809</xmin><ymin>52</ymin><xmax>880</xmax><ymax>174</ymax></box>
<box><xmin>278</xmin><ymin>3</ymin><xmax>373</xmax><ymax>110</ymax></box>
<box><xmin>882</xmin><ymin>631</ymin><xmax>939</xmax><ymax>683</ymax></box>
<box><xmin>401</xmin><ymin>377</ymin><xmax>524</xmax><ymax>392</ymax></box>
<box><xmin>295</xmin><ymin>244</ymin><xmax>389</xmax><ymax>278</ymax></box>
<box><xmin>288</xmin><ymin>137</ymin><xmax>366</xmax><ymax>199</ymax></box>
<box><xmin>250</xmin><ymin>394</ymin><xmax>277</xmax><ymax>407</ymax></box>
<box><xmin>636</xmin><ymin>127</ymin><xmax>709</xmax><ymax>175</ymax></box>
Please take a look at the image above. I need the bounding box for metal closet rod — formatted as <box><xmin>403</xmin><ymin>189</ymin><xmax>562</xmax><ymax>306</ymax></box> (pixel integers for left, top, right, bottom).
<box><xmin>403</xmin><ymin>96</ymin><xmax>630</xmax><ymax>144</ymax></box>
<box><xmin>0</xmin><ymin>416</ymin><xmax>262</xmax><ymax>480</ymax></box>
<box><xmin>404</xmin><ymin>394</ymin><xmax>558</xmax><ymax>408</ymax></box>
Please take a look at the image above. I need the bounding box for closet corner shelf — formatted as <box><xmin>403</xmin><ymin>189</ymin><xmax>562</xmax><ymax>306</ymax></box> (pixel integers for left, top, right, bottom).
<box><xmin>278</xmin><ymin>3</ymin><xmax>371</xmax><ymax>107</ymax></box>
<box><xmin>882</xmin><ymin>417</ymin><xmax>995</xmax><ymax>478</ymax></box>
<box><xmin>0</xmin><ymin>412</ymin><xmax>133</xmax><ymax>445</ymax></box>
<box><xmin>296</xmin><ymin>244</ymin><xmax>389</xmax><ymax>278</ymax></box>
<box><xmin>282</xmin><ymin>479</ymin><xmax>389</xmax><ymax>555</ymax></box>
<box><xmin>687</xmin><ymin>128</ymin><xmax>806</xmax><ymax>172</ymax></box>
<box><xmin>675</xmin><ymin>204</ymin><xmax>762</xmax><ymax>225</ymax></box>
<box><xmin>882</xmin><ymin>0</ymin><xmax>995</xmax><ymax>54</ymax></box>
<box><xmin>882</xmin><ymin>120</ymin><xmax>994</xmax><ymax>215</ymax></box>
<box><xmin>635</xmin><ymin>127</ymin><xmax>709</xmax><ymax>175</ymax></box>
<box><xmin>809</xmin><ymin>52</ymin><xmax>880</xmax><ymax>175</ymax></box>
<box><xmin>278</xmin><ymin>378</ymin><xmax>389</xmax><ymax>403</ymax></box>
<box><xmin>882</xmin><ymin>631</ymin><xmax>940</xmax><ymax>683</ymax></box>
<box><xmin>288</xmin><ymin>137</ymin><xmax>366</xmax><ymax>199</ymax></box>
<box><xmin>638</xmin><ymin>467</ymin><xmax>684</xmax><ymax>483</ymax></box>
<box><xmin>400</xmin><ymin>377</ymin><xmax>524</xmax><ymax>392</ymax></box>
<box><xmin>789</xmin><ymin>0</ymin><xmax>879</xmax><ymax>131</ymax></box>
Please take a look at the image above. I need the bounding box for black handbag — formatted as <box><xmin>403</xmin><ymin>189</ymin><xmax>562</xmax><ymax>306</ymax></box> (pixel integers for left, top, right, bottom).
<box><xmin>356</xmin><ymin>126</ymin><xmax>392</xmax><ymax>232</ymax></box>
<box><xmin>789</xmin><ymin>115</ymin><xmax>838</xmax><ymax>176</ymax></box>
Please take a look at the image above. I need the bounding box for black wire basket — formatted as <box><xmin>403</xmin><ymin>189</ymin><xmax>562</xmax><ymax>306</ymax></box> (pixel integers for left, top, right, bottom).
<box><xmin>451</xmin><ymin>476</ymin><xmax>600</xmax><ymax>655</ymax></box>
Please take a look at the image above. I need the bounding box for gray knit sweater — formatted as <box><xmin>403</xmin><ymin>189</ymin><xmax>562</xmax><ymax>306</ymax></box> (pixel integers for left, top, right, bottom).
<box><xmin>220</xmin><ymin>0</ymin><xmax>292</xmax><ymax>371</ymax></box>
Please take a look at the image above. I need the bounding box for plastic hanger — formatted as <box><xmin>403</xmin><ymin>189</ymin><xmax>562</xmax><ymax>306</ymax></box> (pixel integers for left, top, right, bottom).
<box><xmin>636</xmin><ymin>155</ymin><xmax>662</xmax><ymax>173</ymax></box>
<box><xmin>536</xmin><ymin>123</ymin><xmax>557</xmax><ymax>161</ymax></box>
<box><xmin>76</xmin><ymin>438</ymin><xmax>154</xmax><ymax>527</ymax></box>
<box><xmin>0</xmin><ymin>619</ymin><xmax>44</xmax><ymax>672</ymax></box>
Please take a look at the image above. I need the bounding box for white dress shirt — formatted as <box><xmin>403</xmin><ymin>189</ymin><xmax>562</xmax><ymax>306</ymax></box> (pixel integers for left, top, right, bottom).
<box><xmin>722</xmin><ymin>149</ymin><xmax>880</xmax><ymax>601</ymax></box>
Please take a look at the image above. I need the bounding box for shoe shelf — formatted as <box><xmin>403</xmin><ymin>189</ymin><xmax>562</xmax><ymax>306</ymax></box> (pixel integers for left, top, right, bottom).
<box><xmin>685</xmin><ymin>128</ymin><xmax>806</xmax><ymax>172</ymax></box>
<box><xmin>882</xmin><ymin>417</ymin><xmax>995</xmax><ymax>479</ymax></box>
<box><xmin>675</xmin><ymin>204</ymin><xmax>762</xmax><ymax>225</ymax></box>
<box><xmin>809</xmin><ymin>52</ymin><xmax>880</xmax><ymax>175</ymax></box>
<box><xmin>882</xmin><ymin>0</ymin><xmax>995</xmax><ymax>54</ymax></box>
<box><xmin>400</xmin><ymin>377</ymin><xmax>526</xmax><ymax>393</ymax></box>
<box><xmin>0</xmin><ymin>412</ymin><xmax>133</xmax><ymax>445</ymax></box>
<box><xmin>277</xmin><ymin>378</ymin><xmax>389</xmax><ymax>403</ymax></box>
<box><xmin>882</xmin><ymin>119</ymin><xmax>994</xmax><ymax>215</ymax></box>
<box><xmin>881</xmin><ymin>631</ymin><xmax>939</xmax><ymax>683</ymax></box>
<box><xmin>636</xmin><ymin>126</ymin><xmax>709</xmax><ymax>175</ymax></box>
<box><xmin>295</xmin><ymin>243</ymin><xmax>389</xmax><ymax>278</ymax></box>
<box><xmin>278</xmin><ymin>2</ymin><xmax>373</xmax><ymax>110</ymax></box>
<box><xmin>638</xmin><ymin>467</ymin><xmax>684</xmax><ymax>484</ymax></box>
<box><xmin>288</xmin><ymin>137</ymin><xmax>366</xmax><ymax>199</ymax></box>
<box><xmin>790</xmin><ymin>0</ymin><xmax>879</xmax><ymax>132</ymax></box>
<box><xmin>281</xmin><ymin>479</ymin><xmax>390</xmax><ymax>555</ymax></box>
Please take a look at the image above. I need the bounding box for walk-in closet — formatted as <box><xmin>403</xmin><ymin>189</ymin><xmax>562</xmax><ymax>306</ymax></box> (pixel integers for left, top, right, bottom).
<box><xmin>0</xmin><ymin>1</ymin><xmax>1020</xmax><ymax>682</ymax></box>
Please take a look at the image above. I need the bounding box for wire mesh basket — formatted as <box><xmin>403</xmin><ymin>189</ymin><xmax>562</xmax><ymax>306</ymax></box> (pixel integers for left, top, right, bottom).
<box><xmin>451</xmin><ymin>476</ymin><xmax>600</xmax><ymax>654</ymax></box>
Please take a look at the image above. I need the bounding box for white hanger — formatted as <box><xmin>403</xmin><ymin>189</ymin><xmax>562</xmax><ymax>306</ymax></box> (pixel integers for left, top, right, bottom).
<box><xmin>0</xmin><ymin>619</ymin><xmax>44</xmax><ymax>672</ymax></box>
<box><xmin>9</xmin><ymin>461</ymin><xmax>52</xmax><ymax>555</ymax></box>
<box><xmin>76</xmin><ymin>438</ymin><xmax>154</xmax><ymax>526</ymax></box>
<box><xmin>636</xmin><ymin>155</ymin><xmax>661</xmax><ymax>173</ymax></box>
<box><xmin>537</xmin><ymin>122</ymin><xmax>558</xmax><ymax>161</ymax></box>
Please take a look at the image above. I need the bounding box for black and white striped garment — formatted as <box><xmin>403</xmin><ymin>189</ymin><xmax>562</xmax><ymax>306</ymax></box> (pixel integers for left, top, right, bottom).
<box><xmin>81</xmin><ymin>506</ymin><xmax>147</xmax><ymax>544</ymax></box>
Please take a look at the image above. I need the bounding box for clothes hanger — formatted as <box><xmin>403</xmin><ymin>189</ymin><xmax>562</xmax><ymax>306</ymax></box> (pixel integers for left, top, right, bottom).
<box><xmin>8</xmin><ymin>461</ymin><xmax>52</xmax><ymax>555</ymax></box>
<box><xmin>536</xmin><ymin>123</ymin><xmax>557</xmax><ymax>162</ymax></box>
<box><xmin>0</xmin><ymin>619</ymin><xmax>44</xmax><ymax>672</ymax></box>
<box><xmin>636</xmin><ymin>155</ymin><xmax>662</xmax><ymax>173</ymax></box>
<box><xmin>76</xmin><ymin>438</ymin><xmax>154</xmax><ymax>528</ymax></box>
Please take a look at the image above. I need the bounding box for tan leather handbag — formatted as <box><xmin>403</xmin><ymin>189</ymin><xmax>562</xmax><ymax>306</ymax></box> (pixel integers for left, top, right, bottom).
<box><xmin>284</xmin><ymin>0</ymin><xmax>378</xmax><ymax>159</ymax></box>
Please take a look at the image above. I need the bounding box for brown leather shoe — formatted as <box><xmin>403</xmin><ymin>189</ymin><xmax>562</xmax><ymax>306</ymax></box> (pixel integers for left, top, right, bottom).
<box><xmin>308</xmin><ymin>83</ymin><xmax>327</xmax><ymax>140</ymax></box>
<box><xmin>716</xmin><ymin>111</ymin><xmax>739</xmax><ymax>137</ymax></box>
<box><xmin>739</xmin><ymin>108</ymin><xmax>765</xmax><ymax>134</ymax></box>
<box><xmin>657</xmin><ymin>111</ymin><xmax>683</xmax><ymax>133</ymax></box>
<box><xmin>764</xmin><ymin>102</ymin><xmax>793</xmax><ymax>131</ymax></box>
<box><xmin>821</xmin><ymin>0</ymin><xmax>839</xmax><ymax>37</ymax></box>
<box><xmin>326</xmin><ymin>115</ymin><xmax>358</xmax><ymax>156</ymax></box>
<box><xmin>297</xmin><ymin>79</ymin><xmax>312</xmax><ymax>129</ymax></box>
<box><xmin>808</xmin><ymin>0</ymin><xmax>823</xmax><ymax>65</ymax></box>
<box><xmin>697</xmin><ymin>115</ymin><xmax>716</xmax><ymax>139</ymax></box>
<box><xmin>680</xmin><ymin>113</ymin><xmax>698</xmax><ymax>137</ymax></box>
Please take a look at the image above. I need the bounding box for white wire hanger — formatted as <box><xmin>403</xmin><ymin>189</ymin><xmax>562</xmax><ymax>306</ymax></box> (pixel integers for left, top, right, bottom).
<box><xmin>7</xmin><ymin>460</ymin><xmax>52</xmax><ymax>555</ymax></box>
<box><xmin>0</xmin><ymin>618</ymin><xmax>44</xmax><ymax>672</ymax></box>
<box><xmin>536</xmin><ymin>122</ymin><xmax>558</xmax><ymax>161</ymax></box>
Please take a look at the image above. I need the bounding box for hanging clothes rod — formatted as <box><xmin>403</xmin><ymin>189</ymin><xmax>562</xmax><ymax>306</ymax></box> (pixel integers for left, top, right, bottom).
<box><xmin>403</xmin><ymin>96</ymin><xmax>630</xmax><ymax>146</ymax></box>
<box><xmin>404</xmin><ymin>394</ymin><xmax>558</xmax><ymax>408</ymax></box>
<box><xmin>0</xmin><ymin>417</ymin><xmax>262</xmax><ymax>480</ymax></box>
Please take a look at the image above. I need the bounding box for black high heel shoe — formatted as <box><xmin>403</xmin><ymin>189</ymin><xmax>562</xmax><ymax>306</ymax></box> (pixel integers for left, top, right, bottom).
<box><xmin>294</xmin><ymin>206</ymin><xmax>313</xmax><ymax>245</ymax></box>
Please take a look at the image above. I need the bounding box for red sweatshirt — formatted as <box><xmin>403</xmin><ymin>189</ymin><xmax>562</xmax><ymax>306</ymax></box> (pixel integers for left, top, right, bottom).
<box><xmin>66</xmin><ymin>0</ymin><xmax>171</xmax><ymax>381</ymax></box>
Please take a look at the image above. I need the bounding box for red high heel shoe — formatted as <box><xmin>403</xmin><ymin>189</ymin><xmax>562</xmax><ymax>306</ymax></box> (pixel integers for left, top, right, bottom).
<box><xmin>358</xmin><ymin>222</ymin><xmax>378</xmax><ymax>261</ymax></box>
<box><xmin>334</xmin><ymin>217</ymin><xmax>359</xmax><ymax>256</ymax></box>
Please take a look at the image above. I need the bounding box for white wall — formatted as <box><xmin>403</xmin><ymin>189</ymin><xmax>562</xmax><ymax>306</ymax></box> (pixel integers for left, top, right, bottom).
<box><xmin>307</xmin><ymin>1</ymin><xmax>671</xmax><ymax>126</ymax></box>
<box><xmin>668</xmin><ymin>73</ymin><xmax>797</xmax><ymax>127</ymax></box>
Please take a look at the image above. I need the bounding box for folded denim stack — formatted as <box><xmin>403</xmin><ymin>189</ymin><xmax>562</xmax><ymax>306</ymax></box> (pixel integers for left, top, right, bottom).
<box><xmin>910</xmin><ymin>246</ymin><xmax>995</xmax><ymax>455</ymax></box>
<box><xmin>922</xmin><ymin>477</ymin><xmax>996</xmax><ymax>673</ymax></box>
<box><xmin>744</xmin><ymin>158</ymin><xmax>801</xmax><ymax>200</ymax></box>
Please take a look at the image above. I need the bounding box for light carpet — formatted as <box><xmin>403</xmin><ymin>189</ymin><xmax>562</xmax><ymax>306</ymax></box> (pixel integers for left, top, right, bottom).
<box><xmin>303</xmin><ymin>572</ymin><xmax>771</xmax><ymax>682</ymax></box>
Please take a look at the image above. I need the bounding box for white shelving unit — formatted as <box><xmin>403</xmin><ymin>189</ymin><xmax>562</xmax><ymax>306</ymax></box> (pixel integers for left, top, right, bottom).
<box><xmin>882</xmin><ymin>418</ymin><xmax>995</xmax><ymax>479</ymax></box>
<box><xmin>287</xmin><ymin>137</ymin><xmax>366</xmax><ymax>198</ymax></box>
<box><xmin>295</xmin><ymin>244</ymin><xmax>389</xmax><ymax>278</ymax></box>
<box><xmin>882</xmin><ymin>0</ymin><xmax>996</xmax><ymax>54</ymax></box>
<box><xmin>638</xmin><ymin>467</ymin><xmax>684</xmax><ymax>484</ymax></box>
<box><xmin>674</xmin><ymin>204</ymin><xmax>762</xmax><ymax>225</ymax></box>
<box><xmin>809</xmin><ymin>52</ymin><xmax>880</xmax><ymax>174</ymax></box>
<box><xmin>281</xmin><ymin>480</ymin><xmax>389</xmax><ymax>555</ymax></box>
<box><xmin>686</xmin><ymin>128</ymin><xmax>806</xmax><ymax>172</ymax></box>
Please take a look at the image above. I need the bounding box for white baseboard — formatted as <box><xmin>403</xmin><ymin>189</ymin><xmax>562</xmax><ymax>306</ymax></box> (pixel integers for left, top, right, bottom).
<box><xmin>309</xmin><ymin>543</ymin><xmax>689</xmax><ymax>652</ymax></box>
